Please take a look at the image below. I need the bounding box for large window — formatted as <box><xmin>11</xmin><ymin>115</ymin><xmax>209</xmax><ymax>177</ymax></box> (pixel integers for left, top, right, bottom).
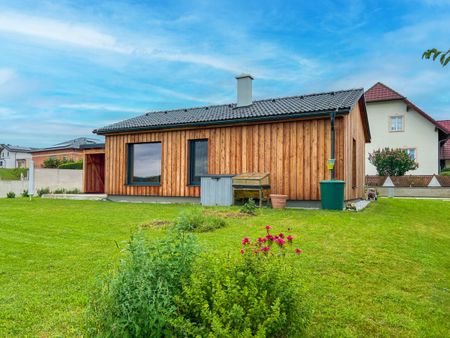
<box><xmin>188</xmin><ymin>139</ymin><xmax>208</xmax><ymax>186</ymax></box>
<box><xmin>390</xmin><ymin>116</ymin><xmax>404</xmax><ymax>132</ymax></box>
<box><xmin>127</xmin><ymin>142</ymin><xmax>162</xmax><ymax>185</ymax></box>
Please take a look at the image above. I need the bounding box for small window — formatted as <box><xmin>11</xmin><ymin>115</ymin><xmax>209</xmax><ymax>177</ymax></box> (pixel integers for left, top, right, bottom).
<box><xmin>404</xmin><ymin>148</ymin><xmax>416</xmax><ymax>160</ymax></box>
<box><xmin>188</xmin><ymin>139</ymin><xmax>208</xmax><ymax>186</ymax></box>
<box><xmin>390</xmin><ymin>116</ymin><xmax>404</xmax><ymax>132</ymax></box>
<box><xmin>352</xmin><ymin>138</ymin><xmax>357</xmax><ymax>188</ymax></box>
<box><xmin>127</xmin><ymin>142</ymin><xmax>162</xmax><ymax>185</ymax></box>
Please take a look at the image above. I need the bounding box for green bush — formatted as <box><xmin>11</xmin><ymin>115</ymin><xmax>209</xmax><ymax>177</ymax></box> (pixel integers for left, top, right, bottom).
<box><xmin>369</xmin><ymin>148</ymin><xmax>418</xmax><ymax>176</ymax></box>
<box><xmin>441</xmin><ymin>171</ymin><xmax>450</xmax><ymax>176</ymax></box>
<box><xmin>58</xmin><ymin>161</ymin><xmax>83</xmax><ymax>170</ymax></box>
<box><xmin>21</xmin><ymin>190</ymin><xmax>29</xmax><ymax>198</ymax></box>
<box><xmin>66</xmin><ymin>188</ymin><xmax>81</xmax><ymax>194</ymax></box>
<box><xmin>53</xmin><ymin>188</ymin><xmax>66</xmax><ymax>194</ymax></box>
<box><xmin>171</xmin><ymin>253</ymin><xmax>310</xmax><ymax>337</ymax></box>
<box><xmin>86</xmin><ymin>230</ymin><xmax>198</xmax><ymax>337</ymax></box>
<box><xmin>175</xmin><ymin>209</ymin><xmax>226</xmax><ymax>233</ymax></box>
<box><xmin>42</xmin><ymin>157</ymin><xmax>62</xmax><ymax>168</ymax></box>
<box><xmin>240</xmin><ymin>198</ymin><xmax>257</xmax><ymax>215</ymax></box>
<box><xmin>36</xmin><ymin>187</ymin><xmax>50</xmax><ymax>197</ymax></box>
<box><xmin>6</xmin><ymin>192</ymin><xmax>16</xmax><ymax>198</ymax></box>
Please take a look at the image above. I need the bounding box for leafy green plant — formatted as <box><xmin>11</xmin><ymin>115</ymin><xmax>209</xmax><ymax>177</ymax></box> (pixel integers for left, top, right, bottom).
<box><xmin>6</xmin><ymin>192</ymin><xmax>16</xmax><ymax>198</ymax></box>
<box><xmin>240</xmin><ymin>198</ymin><xmax>257</xmax><ymax>215</ymax></box>
<box><xmin>422</xmin><ymin>48</ymin><xmax>450</xmax><ymax>67</ymax></box>
<box><xmin>58</xmin><ymin>161</ymin><xmax>83</xmax><ymax>170</ymax></box>
<box><xmin>86</xmin><ymin>230</ymin><xmax>198</xmax><ymax>337</ymax></box>
<box><xmin>42</xmin><ymin>157</ymin><xmax>62</xmax><ymax>168</ymax></box>
<box><xmin>369</xmin><ymin>148</ymin><xmax>418</xmax><ymax>176</ymax></box>
<box><xmin>53</xmin><ymin>188</ymin><xmax>66</xmax><ymax>194</ymax></box>
<box><xmin>21</xmin><ymin>190</ymin><xmax>29</xmax><ymax>198</ymax></box>
<box><xmin>171</xmin><ymin>226</ymin><xmax>309</xmax><ymax>337</ymax></box>
<box><xmin>175</xmin><ymin>209</ymin><xmax>226</xmax><ymax>233</ymax></box>
<box><xmin>36</xmin><ymin>187</ymin><xmax>50</xmax><ymax>197</ymax></box>
<box><xmin>66</xmin><ymin>188</ymin><xmax>81</xmax><ymax>194</ymax></box>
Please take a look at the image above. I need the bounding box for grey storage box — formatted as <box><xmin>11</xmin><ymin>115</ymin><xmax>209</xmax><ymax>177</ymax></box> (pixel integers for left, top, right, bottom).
<box><xmin>200</xmin><ymin>175</ymin><xmax>234</xmax><ymax>206</ymax></box>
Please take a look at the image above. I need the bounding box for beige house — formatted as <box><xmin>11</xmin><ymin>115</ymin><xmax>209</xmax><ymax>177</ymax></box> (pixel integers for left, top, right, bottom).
<box><xmin>0</xmin><ymin>144</ymin><xmax>34</xmax><ymax>169</ymax></box>
<box><xmin>364</xmin><ymin>83</ymin><xmax>448</xmax><ymax>175</ymax></box>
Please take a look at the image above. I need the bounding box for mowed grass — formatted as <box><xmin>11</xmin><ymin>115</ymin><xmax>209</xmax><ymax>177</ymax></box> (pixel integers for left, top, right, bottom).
<box><xmin>0</xmin><ymin>198</ymin><xmax>449</xmax><ymax>337</ymax></box>
<box><xmin>0</xmin><ymin>168</ymin><xmax>27</xmax><ymax>180</ymax></box>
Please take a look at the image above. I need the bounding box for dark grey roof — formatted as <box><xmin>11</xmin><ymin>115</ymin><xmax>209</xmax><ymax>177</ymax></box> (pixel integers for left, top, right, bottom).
<box><xmin>94</xmin><ymin>88</ymin><xmax>364</xmax><ymax>135</ymax></box>
<box><xmin>0</xmin><ymin>144</ymin><xmax>36</xmax><ymax>153</ymax></box>
<box><xmin>32</xmin><ymin>137</ymin><xmax>102</xmax><ymax>152</ymax></box>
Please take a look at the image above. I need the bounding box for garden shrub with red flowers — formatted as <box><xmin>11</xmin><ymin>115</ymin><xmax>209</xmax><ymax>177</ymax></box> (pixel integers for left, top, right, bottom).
<box><xmin>170</xmin><ymin>226</ymin><xmax>310</xmax><ymax>337</ymax></box>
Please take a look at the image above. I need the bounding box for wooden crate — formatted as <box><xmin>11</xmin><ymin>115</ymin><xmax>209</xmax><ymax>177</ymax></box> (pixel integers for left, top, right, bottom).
<box><xmin>232</xmin><ymin>173</ymin><xmax>270</xmax><ymax>187</ymax></box>
<box><xmin>232</xmin><ymin>173</ymin><xmax>270</xmax><ymax>207</ymax></box>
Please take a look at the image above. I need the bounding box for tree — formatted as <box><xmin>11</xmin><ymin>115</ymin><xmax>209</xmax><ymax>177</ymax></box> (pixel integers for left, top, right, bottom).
<box><xmin>422</xmin><ymin>48</ymin><xmax>450</xmax><ymax>67</ymax></box>
<box><xmin>368</xmin><ymin>148</ymin><xmax>418</xmax><ymax>176</ymax></box>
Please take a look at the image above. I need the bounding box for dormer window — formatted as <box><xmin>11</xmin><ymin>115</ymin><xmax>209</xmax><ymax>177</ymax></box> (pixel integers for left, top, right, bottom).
<box><xmin>390</xmin><ymin>116</ymin><xmax>404</xmax><ymax>132</ymax></box>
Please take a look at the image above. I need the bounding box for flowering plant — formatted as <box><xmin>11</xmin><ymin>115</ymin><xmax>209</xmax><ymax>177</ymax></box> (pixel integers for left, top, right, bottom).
<box><xmin>241</xmin><ymin>226</ymin><xmax>302</xmax><ymax>256</ymax></box>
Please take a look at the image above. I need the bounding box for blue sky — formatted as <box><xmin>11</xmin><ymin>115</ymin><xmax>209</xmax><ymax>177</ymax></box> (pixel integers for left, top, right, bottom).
<box><xmin>0</xmin><ymin>0</ymin><xmax>449</xmax><ymax>146</ymax></box>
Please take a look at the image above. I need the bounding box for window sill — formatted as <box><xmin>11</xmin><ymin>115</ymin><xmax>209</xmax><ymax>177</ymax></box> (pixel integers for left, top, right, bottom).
<box><xmin>127</xmin><ymin>183</ymin><xmax>161</xmax><ymax>187</ymax></box>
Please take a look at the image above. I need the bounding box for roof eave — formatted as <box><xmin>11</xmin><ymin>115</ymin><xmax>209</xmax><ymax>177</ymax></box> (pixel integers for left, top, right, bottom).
<box><xmin>94</xmin><ymin>108</ymin><xmax>352</xmax><ymax>135</ymax></box>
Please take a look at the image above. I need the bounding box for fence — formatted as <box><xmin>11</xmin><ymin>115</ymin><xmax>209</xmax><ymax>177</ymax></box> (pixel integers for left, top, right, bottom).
<box><xmin>0</xmin><ymin>168</ymin><xmax>83</xmax><ymax>197</ymax></box>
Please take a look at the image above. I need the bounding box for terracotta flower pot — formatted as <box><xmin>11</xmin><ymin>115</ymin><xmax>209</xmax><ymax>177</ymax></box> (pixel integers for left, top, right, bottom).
<box><xmin>270</xmin><ymin>194</ymin><xmax>288</xmax><ymax>209</ymax></box>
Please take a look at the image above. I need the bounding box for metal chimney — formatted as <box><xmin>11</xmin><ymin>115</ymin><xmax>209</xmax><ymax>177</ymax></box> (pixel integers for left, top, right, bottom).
<box><xmin>235</xmin><ymin>74</ymin><xmax>254</xmax><ymax>107</ymax></box>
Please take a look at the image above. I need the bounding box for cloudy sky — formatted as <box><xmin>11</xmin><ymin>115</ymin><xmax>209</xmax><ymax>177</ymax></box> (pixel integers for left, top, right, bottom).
<box><xmin>0</xmin><ymin>0</ymin><xmax>449</xmax><ymax>146</ymax></box>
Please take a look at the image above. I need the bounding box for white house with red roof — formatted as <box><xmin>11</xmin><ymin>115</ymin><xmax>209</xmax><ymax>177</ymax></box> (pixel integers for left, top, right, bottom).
<box><xmin>364</xmin><ymin>82</ymin><xmax>448</xmax><ymax>175</ymax></box>
<box><xmin>437</xmin><ymin>120</ymin><xmax>450</xmax><ymax>169</ymax></box>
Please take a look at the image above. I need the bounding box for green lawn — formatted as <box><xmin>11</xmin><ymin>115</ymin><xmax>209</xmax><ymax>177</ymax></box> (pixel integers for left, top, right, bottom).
<box><xmin>0</xmin><ymin>198</ymin><xmax>449</xmax><ymax>337</ymax></box>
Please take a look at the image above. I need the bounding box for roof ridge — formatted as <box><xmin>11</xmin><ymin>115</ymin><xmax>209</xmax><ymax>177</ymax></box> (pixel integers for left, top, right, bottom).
<box><xmin>144</xmin><ymin>88</ymin><xmax>364</xmax><ymax>116</ymax></box>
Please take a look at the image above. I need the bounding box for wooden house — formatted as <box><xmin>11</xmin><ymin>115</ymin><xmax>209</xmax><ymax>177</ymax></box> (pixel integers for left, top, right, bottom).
<box><xmin>92</xmin><ymin>75</ymin><xmax>371</xmax><ymax>203</ymax></box>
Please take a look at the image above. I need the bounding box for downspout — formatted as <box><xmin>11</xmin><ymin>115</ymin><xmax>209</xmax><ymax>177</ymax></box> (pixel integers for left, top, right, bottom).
<box><xmin>330</xmin><ymin>111</ymin><xmax>336</xmax><ymax>180</ymax></box>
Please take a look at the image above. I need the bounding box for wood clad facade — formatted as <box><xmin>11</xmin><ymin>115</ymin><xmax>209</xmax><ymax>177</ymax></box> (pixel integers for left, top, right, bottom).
<box><xmin>104</xmin><ymin>103</ymin><xmax>367</xmax><ymax>201</ymax></box>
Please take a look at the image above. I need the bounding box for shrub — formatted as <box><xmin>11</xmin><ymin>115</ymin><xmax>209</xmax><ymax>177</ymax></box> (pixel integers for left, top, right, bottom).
<box><xmin>171</xmin><ymin>226</ymin><xmax>309</xmax><ymax>337</ymax></box>
<box><xmin>66</xmin><ymin>188</ymin><xmax>81</xmax><ymax>194</ymax></box>
<box><xmin>21</xmin><ymin>190</ymin><xmax>29</xmax><ymax>198</ymax></box>
<box><xmin>175</xmin><ymin>209</ymin><xmax>226</xmax><ymax>233</ymax></box>
<box><xmin>42</xmin><ymin>157</ymin><xmax>62</xmax><ymax>168</ymax></box>
<box><xmin>441</xmin><ymin>171</ymin><xmax>450</xmax><ymax>176</ymax></box>
<box><xmin>369</xmin><ymin>148</ymin><xmax>418</xmax><ymax>176</ymax></box>
<box><xmin>58</xmin><ymin>161</ymin><xmax>83</xmax><ymax>170</ymax></box>
<box><xmin>36</xmin><ymin>187</ymin><xmax>50</xmax><ymax>197</ymax></box>
<box><xmin>86</xmin><ymin>230</ymin><xmax>198</xmax><ymax>337</ymax></box>
<box><xmin>53</xmin><ymin>188</ymin><xmax>66</xmax><ymax>194</ymax></box>
<box><xmin>6</xmin><ymin>192</ymin><xmax>15</xmax><ymax>198</ymax></box>
<box><xmin>240</xmin><ymin>198</ymin><xmax>257</xmax><ymax>215</ymax></box>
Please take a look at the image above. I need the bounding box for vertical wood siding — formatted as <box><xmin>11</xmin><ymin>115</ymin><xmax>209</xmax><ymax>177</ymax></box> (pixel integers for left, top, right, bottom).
<box><xmin>105</xmin><ymin>107</ymin><xmax>366</xmax><ymax>200</ymax></box>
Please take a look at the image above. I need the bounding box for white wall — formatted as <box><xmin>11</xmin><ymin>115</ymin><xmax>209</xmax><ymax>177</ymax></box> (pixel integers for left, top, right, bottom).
<box><xmin>365</xmin><ymin>100</ymin><xmax>439</xmax><ymax>175</ymax></box>
<box><xmin>0</xmin><ymin>169</ymin><xmax>83</xmax><ymax>197</ymax></box>
<box><xmin>34</xmin><ymin>169</ymin><xmax>83</xmax><ymax>191</ymax></box>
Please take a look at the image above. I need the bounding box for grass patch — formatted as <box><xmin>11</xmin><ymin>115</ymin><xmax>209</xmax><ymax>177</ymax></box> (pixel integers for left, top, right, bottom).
<box><xmin>0</xmin><ymin>198</ymin><xmax>449</xmax><ymax>336</ymax></box>
<box><xmin>0</xmin><ymin>168</ymin><xmax>27</xmax><ymax>180</ymax></box>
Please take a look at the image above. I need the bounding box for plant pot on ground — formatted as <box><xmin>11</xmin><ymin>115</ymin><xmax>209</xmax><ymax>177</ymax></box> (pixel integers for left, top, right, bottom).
<box><xmin>270</xmin><ymin>194</ymin><xmax>288</xmax><ymax>209</ymax></box>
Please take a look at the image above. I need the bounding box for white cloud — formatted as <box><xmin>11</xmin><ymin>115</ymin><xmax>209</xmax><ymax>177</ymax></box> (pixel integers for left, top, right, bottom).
<box><xmin>0</xmin><ymin>11</ymin><xmax>131</xmax><ymax>53</ymax></box>
<box><xmin>59</xmin><ymin>103</ymin><xmax>146</xmax><ymax>113</ymax></box>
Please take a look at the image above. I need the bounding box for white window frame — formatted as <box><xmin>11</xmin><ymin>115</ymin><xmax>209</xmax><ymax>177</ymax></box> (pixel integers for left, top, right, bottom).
<box><xmin>389</xmin><ymin>115</ymin><xmax>405</xmax><ymax>132</ymax></box>
<box><xmin>403</xmin><ymin>148</ymin><xmax>417</xmax><ymax>160</ymax></box>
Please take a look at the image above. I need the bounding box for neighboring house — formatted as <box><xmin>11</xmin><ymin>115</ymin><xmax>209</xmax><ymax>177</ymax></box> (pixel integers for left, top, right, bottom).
<box><xmin>32</xmin><ymin>137</ymin><xmax>102</xmax><ymax>167</ymax></box>
<box><xmin>437</xmin><ymin>120</ymin><xmax>450</xmax><ymax>169</ymax></box>
<box><xmin>92</xmin><ymin>75</ymin><xmax>371</xmax><ymax>203</ymax></box>
<box><xmin>0</xmin><ymin>144</ymin><xmax>35</xmax><ymax>168</ymax></box>
<box><xmin>364</xmin><ymin>82</ymin><xmax>448</xmax><ymax>175</ymax></box>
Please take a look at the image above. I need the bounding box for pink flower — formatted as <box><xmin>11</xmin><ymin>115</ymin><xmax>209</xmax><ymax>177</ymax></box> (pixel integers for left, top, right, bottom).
<box><xmin>242</xmin><ymin>237</ymin><xmax>250</xmax><ymax>245</ymax></box>
<box><xmin>257</xmin><ymin>237</ymin><xmax>267</xmax><ymax>243</ymax></box>
<box><xmin>240</xmin><ymin>249</ymin><xmax>245</xmax><ymax>254</ymax></box>
<box><xmin>295</xmin><ymin>248</ymin><xmax>302</xmax><ymax>254</ymax></box>
<box><xmin>266</xmin><ymin>234</ymin><xmax>274</xmax><ymax>242</ymax></box>
<box><xmin>275</xmin><ymin>238</ymin><xmax>285</xmax><ymax>247</ymax></box>
<box><xmin>261</xmin><ymin>246</ymin><xmax>270</xmax><ymax>253</ymax></box>
<box><xmin>265</xmin><ymin>225</ymin><xmax>272</xmax><ymax>230</ymax></box>
<box><xmin>279</xmin><ymin>233</ymin><xmax>285</xmax><ymax>239</ymax></box>
<box><xmin>287</xmin><ymin>235</ymin><xmax>293</xmax><ymax>242</ymax></box>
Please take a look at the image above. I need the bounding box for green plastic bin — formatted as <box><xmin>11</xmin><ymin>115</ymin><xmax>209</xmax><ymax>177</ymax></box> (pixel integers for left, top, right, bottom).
<box><xmin>320</xmin><ymin>180</ymin><xmax>345</xmax><ymax>210</ymax></box>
